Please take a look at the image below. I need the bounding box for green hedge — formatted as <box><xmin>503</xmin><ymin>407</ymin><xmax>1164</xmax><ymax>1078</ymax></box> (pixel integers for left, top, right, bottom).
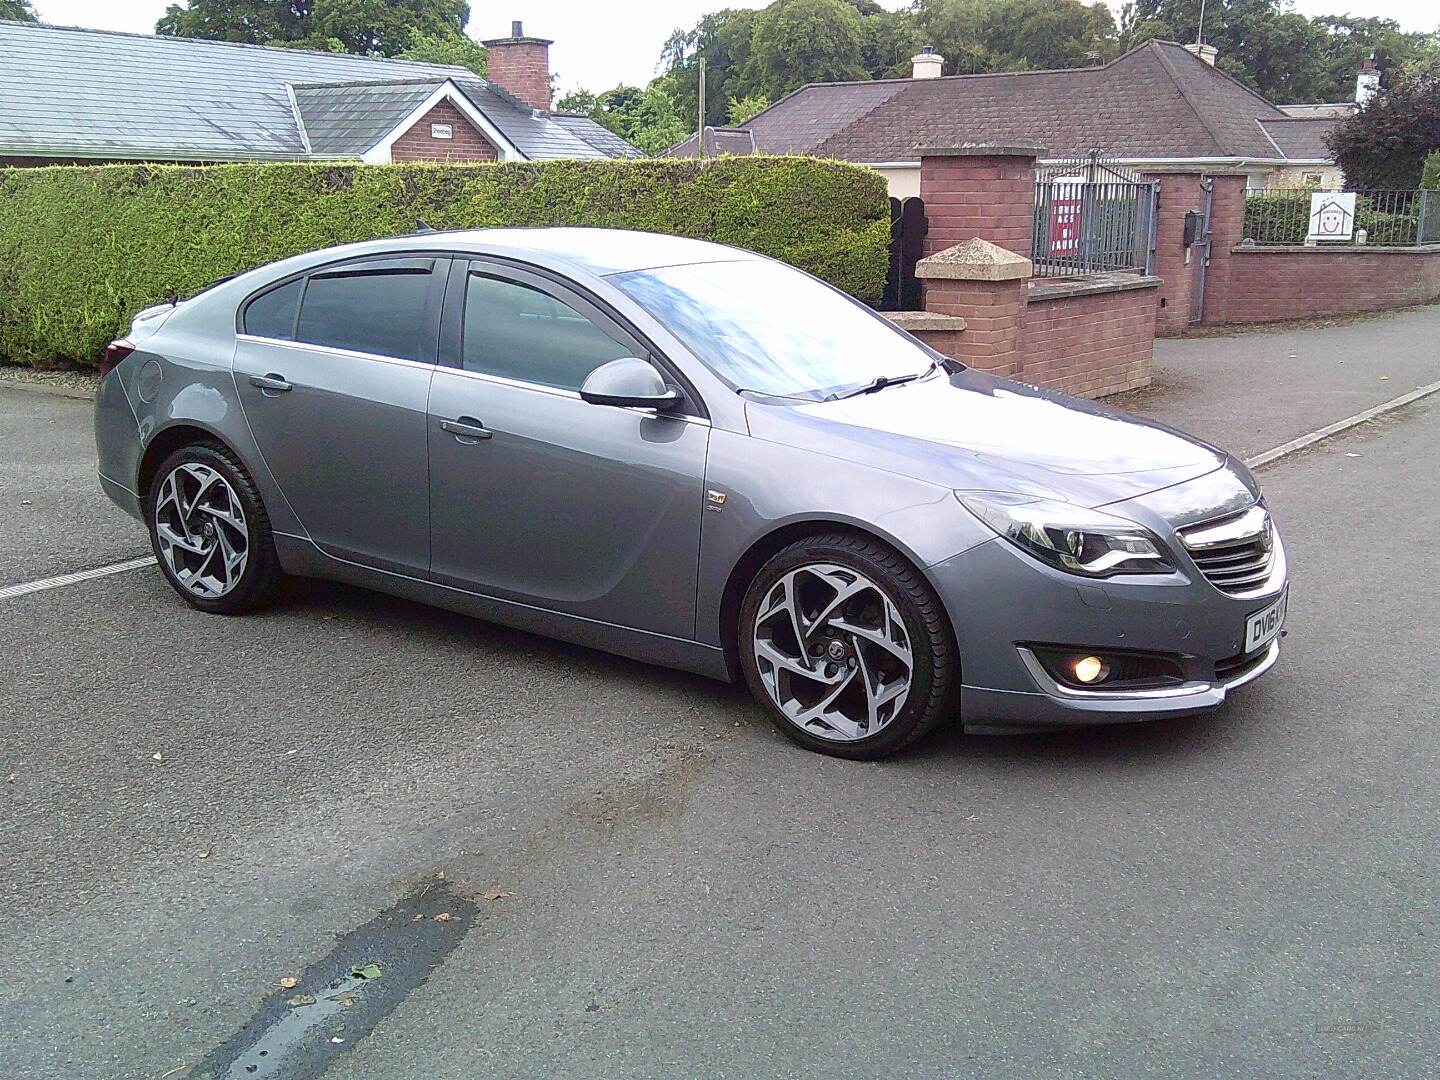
<box><xmin>0</xmin><ymin>157</ymin><xmax>890</xmax><ymax>368</ymax></box>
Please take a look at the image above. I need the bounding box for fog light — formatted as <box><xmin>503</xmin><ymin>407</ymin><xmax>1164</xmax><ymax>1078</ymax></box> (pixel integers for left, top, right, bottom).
<box><xmin>1072</xmin><ymin>655</ymin><xmax>1110</xmax><ymax>684</ymax></box>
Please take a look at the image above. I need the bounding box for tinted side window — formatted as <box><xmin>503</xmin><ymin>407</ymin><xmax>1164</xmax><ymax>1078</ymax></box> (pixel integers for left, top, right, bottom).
<box><xmin>462</xmin><ymin>273</ymin><xmax>631</xmax><ymax>391</ymax></box>
<box><xmin>296</xmin><ymin>265</ymin><xmax>433</xmax><ymax>361</ymax></box>
<box><xmin>243</xmin><ymin>279</ymin><xmax>301</xmax><ymax>340</ymax></box>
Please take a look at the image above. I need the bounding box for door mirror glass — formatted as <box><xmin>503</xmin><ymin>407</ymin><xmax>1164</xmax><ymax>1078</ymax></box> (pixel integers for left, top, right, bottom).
<box><xmin>579</xmin><ymin>357</ymin><xmax>681</xmax><ymax>410</ymax></box>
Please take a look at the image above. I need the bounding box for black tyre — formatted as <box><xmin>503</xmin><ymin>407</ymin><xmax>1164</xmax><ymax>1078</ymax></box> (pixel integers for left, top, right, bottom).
<box><xmin>145</xmin><ymin>441</ymin><xmax>282</xmax><ymax>614</ymax></box>
<box><xmin>738</xmin><ymin>532</ymin><xmax>957</xmax><ymax>759</ymax></box>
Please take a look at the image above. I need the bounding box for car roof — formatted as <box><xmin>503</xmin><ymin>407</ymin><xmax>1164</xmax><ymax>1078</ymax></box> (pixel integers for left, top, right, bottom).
<box><xmin>357</xmin><ymin>227</ymin><xmax>762</xmax><ymax>278</ymax></box>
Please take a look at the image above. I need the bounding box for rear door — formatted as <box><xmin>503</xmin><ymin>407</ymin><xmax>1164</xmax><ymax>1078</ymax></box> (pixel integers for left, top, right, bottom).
<box><xmin>234</xmin><ymin>256</ymin><xmax>445</xmax><ymax>575</ymax></box>
<box><xmin>426</xmin><ymin>259</ymin><xmax>710</xmax><ymax>639</ymax></box>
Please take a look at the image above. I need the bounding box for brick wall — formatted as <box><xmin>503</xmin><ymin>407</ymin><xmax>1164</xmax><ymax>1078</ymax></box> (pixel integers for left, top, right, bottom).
<box><xmin>918</xmin><ymin>151</ymin><xmax>1036</xmax><ymax>259</ymax></box>
<box><xmin>390</xmin><ymin>100</ymin><xmax>498</xmax><ymax>163</ymax></box>
<box><xmin>1203</xmin><ymin>247</ymin><xmax>1440</xmax><ymax>324</ymax></box>
<box><xmin>1020</xmin><ymin>282</ymin><xmax>1158</xmax><ymax>397</ymax></box>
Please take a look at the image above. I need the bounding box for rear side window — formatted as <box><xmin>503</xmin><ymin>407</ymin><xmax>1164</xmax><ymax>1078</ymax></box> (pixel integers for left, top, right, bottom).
<box><xmin>462</xmin><ymin>273</ymin><xmax>630</xmax><ymax>390</ymax></box>
<box><xmin>296</xmin><ymin>264</ymin><xmax>434</xmax><ymax>361</ymax></box>
<box><xmin>243</xmin><ymin>279</ymin><xmax>301</xmax><ymax>340</ymax></box>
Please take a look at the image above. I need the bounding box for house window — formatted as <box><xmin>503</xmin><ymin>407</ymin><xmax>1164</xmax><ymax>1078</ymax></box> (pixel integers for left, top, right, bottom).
<box><xmin>431</xmin><ymin>123</ymin><xmax>454</xmax><ymax>140</ymax></box>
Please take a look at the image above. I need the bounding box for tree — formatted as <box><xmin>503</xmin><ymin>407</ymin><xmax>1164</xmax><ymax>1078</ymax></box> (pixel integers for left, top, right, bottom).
<box><xmin>0</xmin><ymin>0</ymin><xmax>38</xmax><ymax>21</ymax></box>
<box><xmin>727</xmin><ymin>93</ymin><xmax>771</xmax><ymax>125</ymax></box>
<box><xmin>1329</xmin><ymin>57</ymin><xmax>1440</xmax><ymax>189</ymax></box>
<box><xmin>912</xmin><ymin>0</ymin><xmax>1117</xmax><ymax>76</ymax></box>
<box><xmin>659</xmin><ymin>9</ymin><xmax>760</xmax><ymax>129</ymax></box>
<box><xmin>554</xmin><ymin>88</ymin><xmax>599</xmax><ymax>116</ymax></box>
<box><xmin>156</xmin><ymin>0</ymin><xmax>470</xmax><ymax>57</ymax></box>
<box><xmin>572</xmin><ymin>85</ymin><xmax>690</xmax><ymax>156</ymax></box>
<box><xmin>397</xmin><ymin>30</ymin><xmax>486</xmax><ymax>76</ymax></box>
<box><xmin>744</xmin><ymin>0</ymin><xmax>869</xmax><ymax>100</ymax></box>
<box><xmin>156</xmin><ymin>0</ymin><xmax>311</xmax><ymax>45</ymax></box>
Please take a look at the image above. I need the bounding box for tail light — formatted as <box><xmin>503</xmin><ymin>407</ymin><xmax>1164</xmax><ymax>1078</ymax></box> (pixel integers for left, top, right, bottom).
<box><xmin>99</xmin><ymin>340</ymin><xmax>135</xmax><ymax>375</ymax></box>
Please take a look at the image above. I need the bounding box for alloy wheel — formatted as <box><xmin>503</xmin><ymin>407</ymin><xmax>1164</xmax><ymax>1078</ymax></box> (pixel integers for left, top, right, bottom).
<box><xmin>154</xmin><ymin>462</ymin><xmax>249</xmax><ymax>598</ymax></box>
<box><xmin>751</xmin><ymin>562</ymin><xmax>913</xmax><ymax>742</ymax></box>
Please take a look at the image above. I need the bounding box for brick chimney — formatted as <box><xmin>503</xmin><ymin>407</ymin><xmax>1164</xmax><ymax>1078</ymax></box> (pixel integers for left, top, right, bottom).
<box><xmin>482</xmin><ymin>20</ymin><xmax>552</xmax><ymax>112</ymax></box>
<box><xmin>911</xmin><ymin>45</ymin><xmax>944</xmax><ymax>79</ymax></box>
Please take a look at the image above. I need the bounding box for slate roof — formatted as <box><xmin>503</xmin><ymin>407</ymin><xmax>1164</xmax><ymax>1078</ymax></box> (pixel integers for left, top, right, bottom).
<box><xmin>551</xmin><ymin>115</ymin><xmax>646</xmax><ymax>159</ymax></box>
<box><xmin>292</xmin><ymin>80</ymin><xmax>441</xmax><ymax>157</ymax></box>
<box><xmin>0</xmin><ymin>21</ymin><xmax>637</xmax><ymax>162</ymax></box>
<box><xmin>1256</xmin><ymin>117</ymin><xmax>1339</xmax><ymax>160</ymax></box>
<box><xmin>668</xmin><ymin>41</ymin><xmax>1322</xmax><ymax>165</ymax></box>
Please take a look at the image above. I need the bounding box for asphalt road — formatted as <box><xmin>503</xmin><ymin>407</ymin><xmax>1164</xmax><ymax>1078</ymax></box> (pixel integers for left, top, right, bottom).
<box><xmin>1</xmin><ymin>385</ymin><xmax>1436</xmax><ymax>1079</ymax></box>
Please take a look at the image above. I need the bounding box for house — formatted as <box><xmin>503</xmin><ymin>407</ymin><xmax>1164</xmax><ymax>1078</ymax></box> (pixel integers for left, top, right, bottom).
<box><xmin>0</xmin><ymin>20</ymin><xmax>640</xmax><ymax>167</ymax></box>
<box><xmin>667</xmin><ymin>40</ymin><xmax>1351</xmax><ymax>194</ymax></box>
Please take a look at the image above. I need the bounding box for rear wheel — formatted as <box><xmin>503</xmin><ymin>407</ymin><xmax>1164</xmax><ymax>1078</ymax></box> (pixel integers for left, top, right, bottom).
<box><xmin>145</xmin><ymin>442</ymin><xmax>281</xmax><ymax>614</ymax></box>
<box><xmin>738</xmin><ymin>533</ymin><xmax>957</xmax><ymax>759</ymax></box>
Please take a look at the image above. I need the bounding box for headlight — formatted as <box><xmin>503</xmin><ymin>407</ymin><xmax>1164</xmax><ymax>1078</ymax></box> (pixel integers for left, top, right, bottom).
<box><xmin>956</xmin><ymin>491</ymin><xmax>1173</xmax><ymax>577</ymax></box>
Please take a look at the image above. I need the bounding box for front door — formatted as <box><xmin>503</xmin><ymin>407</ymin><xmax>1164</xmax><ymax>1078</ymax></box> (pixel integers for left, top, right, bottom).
<box><xmin>233</xmin><ymin>256</ymin><xmax>445</xmax><ymax>574</ymax></box>
<box><xmin>427</xmin><ymin>261</ymin><xmax>709</xmax><ymax>640</ymax></box>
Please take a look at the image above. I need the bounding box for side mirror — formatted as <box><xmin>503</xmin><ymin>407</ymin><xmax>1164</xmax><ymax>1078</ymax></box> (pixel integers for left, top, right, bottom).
<box><xmin>580</xmin><ymin>357</ymin><xmax>681</xmax><ymax>410</ymax></box>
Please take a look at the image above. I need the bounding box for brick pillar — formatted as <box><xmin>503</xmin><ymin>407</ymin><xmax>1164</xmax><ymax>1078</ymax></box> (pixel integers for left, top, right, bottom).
<box><xmin>1197</xmin><ymin>174</ymin><xmax>1247</xmax><ymax>325</ymax></box>
<box><xmin>482</xmin><ymin>22</ymin><xmax>553</xmax><ymax>111</ymax></box>
<box><xmin>1144</xmin><ymin>170</ymin><xmax>1250</xmax><ymax>335</ymax></box>
<box><xmin>1143</xmin><ymin>171</ymin><xmax>1205</xmax><ymax>337</ymax></box>
<box><xmin>916</xmin><ymin>143</ymin><xmax>1043</xmax><ymax>260</ymax></box>
<box><xmin>916</xmin><ymin>237</ymin><xmax>1032</xmax><ymax>377</ymax></box>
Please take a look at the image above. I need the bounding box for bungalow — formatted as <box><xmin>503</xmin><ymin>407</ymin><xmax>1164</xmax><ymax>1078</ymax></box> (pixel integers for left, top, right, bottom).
<box><xmin>668</xmin><ymin>40</ymin><xmax>1351</xmax><ymax>193</ymax></box>
<box><xmin>0</xmin><ymin>19</ymin><xmax>640</xmax><ymax>167</ymax></box>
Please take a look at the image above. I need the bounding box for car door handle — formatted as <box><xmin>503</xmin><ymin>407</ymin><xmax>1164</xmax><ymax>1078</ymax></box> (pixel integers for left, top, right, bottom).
<box><xmin>440</xmin><ymin>417</ymin><xmax>492</xmax><ymax>441</ymax></box>
<box><xmin>249</xmin><ymin>373</ymin><xmax>292</xmax><ymax>393</ymax></box>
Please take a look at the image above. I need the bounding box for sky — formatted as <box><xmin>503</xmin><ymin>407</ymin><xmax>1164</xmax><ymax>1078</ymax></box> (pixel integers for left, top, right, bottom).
<box><xmin>28</xmin><ymin>1</ymin><xmax>1440</xmax><ymax>96</ymax></box>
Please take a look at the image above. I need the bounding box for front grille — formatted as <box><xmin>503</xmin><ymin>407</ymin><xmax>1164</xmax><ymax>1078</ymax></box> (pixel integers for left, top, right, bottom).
<box><xmin>1179</xmin><ymin>507</ymin><xmax>1276</xmax><ymax>595</ymax></box>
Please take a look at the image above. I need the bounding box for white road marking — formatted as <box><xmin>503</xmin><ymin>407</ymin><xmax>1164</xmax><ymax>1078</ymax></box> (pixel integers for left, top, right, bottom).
<box><xmin>0</xmin><ymin>556</ymin><xmax>157</xmax><ymax>602</ymax></box>
<box><xmin>1245</xmin><ymin>379</ymin><xmax>1440</xmax><ymax>470</ymax></box>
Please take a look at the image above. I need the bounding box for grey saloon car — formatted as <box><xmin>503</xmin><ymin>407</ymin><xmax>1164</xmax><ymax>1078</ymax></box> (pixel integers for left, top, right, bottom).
<box><xmin>95</xmin><ymin>228</ymin><xmax>1287</xmax><ymax>758</ymax></box>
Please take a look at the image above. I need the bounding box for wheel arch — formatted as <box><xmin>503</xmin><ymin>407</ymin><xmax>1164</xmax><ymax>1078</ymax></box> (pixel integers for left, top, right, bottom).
<box><xmin>716</xmin><ymin>518</ymin><xmax>948</xmax><ymax>680</ymax></box>
<box><xmin>136</xmin><ymin>421</ymin><xmax>238</xmax><ymax>503</ymax></box>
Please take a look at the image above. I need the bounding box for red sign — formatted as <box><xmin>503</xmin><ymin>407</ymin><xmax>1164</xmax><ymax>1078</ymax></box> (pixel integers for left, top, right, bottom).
<box><xmin>1048</xmin><ymin>196</ymin><xmax>1082</xmax><ymax>256</ymax></box>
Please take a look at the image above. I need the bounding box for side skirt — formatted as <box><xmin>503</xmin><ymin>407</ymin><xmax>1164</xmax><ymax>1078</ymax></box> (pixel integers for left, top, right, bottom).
<box><xmin>273</xmin><ymin>534</ymin><xmax>733</xmax><ymax>682</ymax></box>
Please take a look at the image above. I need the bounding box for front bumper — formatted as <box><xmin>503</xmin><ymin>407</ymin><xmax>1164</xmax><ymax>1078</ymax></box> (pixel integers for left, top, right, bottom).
<box><xmin>926</xmin><ymin>526</ymin><xmax>1287</xmax><ymax>732</ymax></box>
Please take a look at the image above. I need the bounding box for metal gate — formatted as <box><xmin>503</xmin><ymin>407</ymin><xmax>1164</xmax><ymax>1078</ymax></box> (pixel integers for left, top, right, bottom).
<box><xmin>1189</xmin><ymin>177</ymin><xmax>1214</xmax><ymax>324</ymax></box>
<box><xmin>1032</xmin><ymin>153</ymin><xmax>1159</xmax><ymax>278</ymax></box>
<box><xmin>879</xmin><ymin>196</ymin><xmax>927</xmax><ymax>311</ymax></box>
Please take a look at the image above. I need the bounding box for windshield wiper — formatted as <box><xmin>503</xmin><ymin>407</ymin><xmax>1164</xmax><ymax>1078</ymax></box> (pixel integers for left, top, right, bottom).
<box><xmin>824</xmin><ymin>359</ymin><xmax>939</xmax><ymax>401</ymax></box>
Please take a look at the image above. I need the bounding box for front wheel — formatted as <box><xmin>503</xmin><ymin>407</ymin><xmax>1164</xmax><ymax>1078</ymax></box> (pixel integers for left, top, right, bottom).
<box><xmin>738</xmin><ymin>533</ymin><xmax>958</xmax><ymax>759</ymax></box>
<box><xmin>146</xmin><ymin>442</ymin><xmax>282</xmax><ymax>614</ymax></box>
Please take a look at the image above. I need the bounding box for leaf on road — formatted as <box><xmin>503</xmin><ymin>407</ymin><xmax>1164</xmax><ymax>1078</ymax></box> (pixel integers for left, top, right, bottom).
<box><xmin>151</xmin><ymin>752</ymin><xmax>165</xmax><ymax>764</ymax></box>
<box><xmin>351</xmin><ymin>963</ymin><xmax>382</xmax><ymax>981</ymax></box>
<box><xmin>278</xmin><ymin>976</ymin><xmax>298</xmax><ymax>989</ymax></box>
<box><xmin>198</xmin><ymin>849</ymin><xmax>212</xmax><ymax>860</ymax></box>
<box><xmin>433</xmin><ymin>912</ymin><xmax>453</xmax><ymax>922</ymax></box>
<box><xmin>481</xmin><ymin>890</ymin><xmax>511</xmax><ymax>901</ymax></box>
<box><xmin>286</xmin><ymin>994</ymin><xmax>316</xmax><ymax>1007</ymax></box>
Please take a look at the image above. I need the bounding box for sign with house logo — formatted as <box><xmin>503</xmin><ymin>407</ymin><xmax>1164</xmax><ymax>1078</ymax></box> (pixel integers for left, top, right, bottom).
<box><xmin>1307</xmin><ymin>193</ymin><xmax>1356</xmax><ymax>243</ymax></box>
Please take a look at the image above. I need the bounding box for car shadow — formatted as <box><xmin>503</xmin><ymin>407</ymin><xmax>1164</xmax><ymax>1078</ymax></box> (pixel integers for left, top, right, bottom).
<box><xmin>276</xmin><ymin>575</ymin><xmax>750</xmax><ymax>703</ymax></box>
<box><xmin>270</xmin><ymin>577</ymin><xmax>1257</xmax><ymax>769</ymax></box>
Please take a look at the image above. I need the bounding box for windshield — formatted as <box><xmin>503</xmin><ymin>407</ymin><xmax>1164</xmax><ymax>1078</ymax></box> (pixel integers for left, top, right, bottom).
<box><xmin>610</xmin><ymin>260</ymin><xmax>938</xmax><ymax>400</ymax></box>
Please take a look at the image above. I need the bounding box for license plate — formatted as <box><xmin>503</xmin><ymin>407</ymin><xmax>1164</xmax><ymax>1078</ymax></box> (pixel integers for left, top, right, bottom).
<box><xmin>1244</xmin><ymin>590</ymin><xmax>1287</xmax><ymax>654</ymax></box>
